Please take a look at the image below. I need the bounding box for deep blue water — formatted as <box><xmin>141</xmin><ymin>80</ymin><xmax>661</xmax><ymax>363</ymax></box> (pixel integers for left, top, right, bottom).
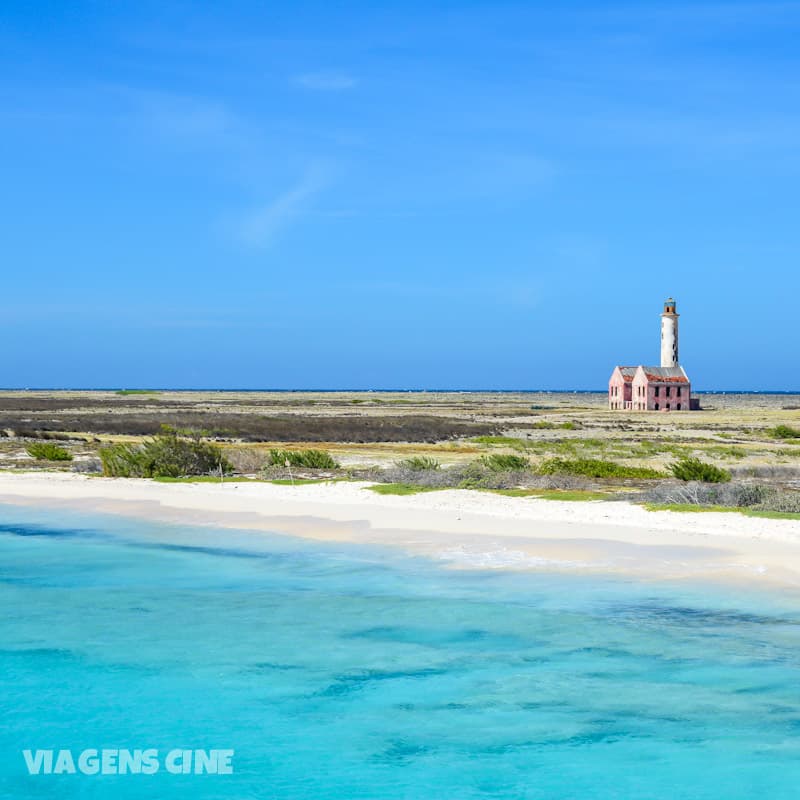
<box><xmin>2</xmin><ymin>504</ymin><xmax>800</xmax><ymax>799</ymax></box>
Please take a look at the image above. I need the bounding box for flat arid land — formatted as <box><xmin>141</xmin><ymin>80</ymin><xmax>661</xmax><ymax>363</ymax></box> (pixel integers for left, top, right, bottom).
<box><xmin>2</xmin><ymin>390</ymin><xmax>800</xmax><ymax>585</ymax></box>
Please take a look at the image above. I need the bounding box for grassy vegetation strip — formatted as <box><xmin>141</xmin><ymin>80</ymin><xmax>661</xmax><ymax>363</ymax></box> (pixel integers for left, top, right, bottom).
<box><xmin>643</xmin><ymin>503</ymin><xmax>800</xmax><ymax>521</ymax></box>
<box><xmin>366</xmin><ymin>483</ymin><xmax>445</xmax><ymax>496</ymax></box>
<box><xmin>268</xmin><ymin>478</ymin><xmax>339</xmax><ymax>486</ymax></box>
<box><xmin>153</xmin><ymin>476</ymin><xmax>257</xmax><ymax>484</ymax></box>
<box><xmin>537</xmin><ymin>458</ymin><xmax>663</xmax><ymax>480</ymax></box>
<box><xmin>489</xmin><ymin>489</ymin><xmax>610</xmax><ymax>501</ymax></box>
<box><xmin>471</xmin><ymin>436</ymin><xmax>531</xmax><ymax>451</ymax></box>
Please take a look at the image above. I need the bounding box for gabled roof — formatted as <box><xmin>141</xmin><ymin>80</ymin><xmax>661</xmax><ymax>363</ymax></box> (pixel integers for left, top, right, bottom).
<box><xmin>637</xmin><ymin>366</ymin><xmax>690</xmax><ymax>384</ymax></box>
<box><xmin>613</xmin><ymin>366</ymin><xmax>639</xmax><ymax>383</ymax></box>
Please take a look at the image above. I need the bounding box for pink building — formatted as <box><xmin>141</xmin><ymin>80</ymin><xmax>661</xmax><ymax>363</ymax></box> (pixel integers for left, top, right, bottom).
<box><xmin>609</xmin><ymin>365</ymin><xmax>691</xmax><ymax>411</ymax></box>
<box><xmin>608</xmin><ymin>299</ymin><xmax>698</xmax><ymax>411</ymax></box>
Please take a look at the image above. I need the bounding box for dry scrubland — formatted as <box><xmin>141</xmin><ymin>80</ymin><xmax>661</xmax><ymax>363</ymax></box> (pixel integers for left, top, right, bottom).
<box><xmin>1</xmin><ymin>390</ymin><xmax>800</xmax><ymax>514</ymax></box>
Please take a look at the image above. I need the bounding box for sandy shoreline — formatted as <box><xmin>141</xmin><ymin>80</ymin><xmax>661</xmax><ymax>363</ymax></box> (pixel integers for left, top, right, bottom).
<box><xmin>2</xmin><ymin>472</ymin><xmax>800</xmax><ymax>587</ymax></box>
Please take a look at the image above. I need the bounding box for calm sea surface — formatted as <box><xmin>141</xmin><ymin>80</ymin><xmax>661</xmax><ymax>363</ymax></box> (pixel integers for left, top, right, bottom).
<box><xmin>2</xmin><ymin>503</ymin><xmax>800</xmax><ymax>799</ymax></box>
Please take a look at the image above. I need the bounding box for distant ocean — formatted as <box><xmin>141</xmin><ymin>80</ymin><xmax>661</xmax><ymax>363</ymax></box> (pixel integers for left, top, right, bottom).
<box><xmin>2</xmin><ymin>505</ymin><xmax>800</xmax><ymax>799</ymax></box>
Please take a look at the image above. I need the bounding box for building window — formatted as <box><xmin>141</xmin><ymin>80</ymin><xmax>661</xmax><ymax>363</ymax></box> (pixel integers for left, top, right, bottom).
<box><xmin>655</xmin><ymin>386</ymin><xmax>660</xmax><ymax>397</ymax></box>
<box><xmin>666</xmin><ymin>386</ymin><xmax>671</xmax><ymax>397</ymax></box>
<box><xmin>655</xmin><ymin>403</ymin><xmax>659</xmax><ymax>411</ymax></box>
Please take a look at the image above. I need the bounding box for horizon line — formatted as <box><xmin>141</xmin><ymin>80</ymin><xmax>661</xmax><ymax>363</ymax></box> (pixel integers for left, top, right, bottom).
<box><xmin>2</xmin><ymin>387</ymin><xmax>800</xmax><ymax>395</ymax></box>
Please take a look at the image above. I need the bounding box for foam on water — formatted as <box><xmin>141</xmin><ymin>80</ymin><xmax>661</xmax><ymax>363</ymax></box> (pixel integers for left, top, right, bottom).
<box><xmin>436</xmin><ymin>544</ymin><xmax>594</xmax><ymax>570</ymax></box>
<box><xmin>2</xmin><ymin>503</ymin><xmax>800</xmax><ymax>799</ymax></box>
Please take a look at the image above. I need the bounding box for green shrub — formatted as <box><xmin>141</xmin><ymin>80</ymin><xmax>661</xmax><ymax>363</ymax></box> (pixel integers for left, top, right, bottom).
<box><xmin>479</xmin><ymin>454</ymin><xmax>530</xmax><ymax>471</ymax></box>
<box><xmin>771</xmin><ymin>425</ymin><xmax>800</xmax><ymax>439</ymax></box>
<box><xmin>98</xmin><ymin>443</ymin><xmax>143</xmax><ymax>477</ymax></box>
<box><xmin>396</xmin><ymin>456</ymin><xmax>441</xmax><ymax>471</ymax></box>
<box><xmin>669</xmin><ymin>457</ymin><xmax>731</xmax><ymax>483</ymax></box>
<box><xmin>537</xmin><ymin>457</ymin><xmax>663</xmax><ymax>480</ymax></box>
<box><xmin>26</xmin><ymin>442</ymin><xmax>73</xmax><ymax>461</ymax></box>
<box><xmin>99</xmin><ymin>431</ymin><xmax>232</xmax><ymax>478</ymax></box>
<box><xmin>267</xmin><ymin>449</ymin><xmax>339</xmax><ymax>469</ymax></box>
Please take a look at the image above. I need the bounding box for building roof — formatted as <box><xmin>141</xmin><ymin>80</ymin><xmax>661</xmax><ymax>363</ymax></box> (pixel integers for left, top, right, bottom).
<box><xmin>611</xmin><ymin>365</ymin><xmax>691</xmax><ymax>384</ymax></box>
<box><xmin>639</xmin><ymin>366</ymin><xmax>690</xmax><ymax>384</ymax></box>
<box><xmin>614</xmin><ymin>366</ymin><xmax>639</xmax><ymax>383</ymax></box>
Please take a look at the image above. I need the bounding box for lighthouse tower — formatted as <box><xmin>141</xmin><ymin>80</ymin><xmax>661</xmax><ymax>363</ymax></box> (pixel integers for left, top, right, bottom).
<box><xmin>660</xmin><ymin>297</ymin><xmax>679</xmax><ymax>368</ymax></box>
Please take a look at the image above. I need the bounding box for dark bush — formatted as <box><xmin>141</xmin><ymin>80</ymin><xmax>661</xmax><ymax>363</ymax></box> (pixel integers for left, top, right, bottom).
<box><xmin>670</xmin><ymin>457</ymin><xmax>731</xmax><ymax>483</ymax></box>
<box><xmin>99</xmin><ymin>431</ymin><xmax>232</xmax><ymax>478</ymax></box>
<box><xmin>396</xmin><ymin>456</ymin><xmax>441</xmax><ymax>471</ymax></box>
<box><xmin>26</xmin><ymin>442</ymin><xmax>72</xmax><ymax>461</ymax></box>
<box><xmin>99</xmin><ymin>444</ymin><xmax>144</xmax><ymax>477</ymax></box>
<box><xmin>267</xmin><ymin>449</ymin><xmax>339</xmax><ymax>469</ymax></box>
<box><xmin>480</xmin><ymin>454</ymin><xmax>530</xmax><ymax>471</ymax></box>
<box><xmin>771</xmin><ymin>425</ymin><xmax>800</xmax><ymax>439</ymax></box>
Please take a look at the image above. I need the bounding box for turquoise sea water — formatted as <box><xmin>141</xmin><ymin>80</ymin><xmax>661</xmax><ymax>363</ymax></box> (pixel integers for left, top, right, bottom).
<box><xmin>2</xmin><ymin>505</ymin><xmax>800</xmax><ymax>799</ymax></box>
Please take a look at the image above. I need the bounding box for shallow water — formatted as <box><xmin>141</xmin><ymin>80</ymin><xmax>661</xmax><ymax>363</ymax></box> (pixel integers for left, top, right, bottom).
<box><xmin>2</xmin><ymin>504</ymin><xmax>800</xmax><ymax>799</ymax></box>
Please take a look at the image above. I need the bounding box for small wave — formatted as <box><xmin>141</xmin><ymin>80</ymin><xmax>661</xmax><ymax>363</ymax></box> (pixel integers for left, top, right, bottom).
<box><xmin>436</xmin><ymin>545</ymin><xmax>591</xmax><ymax>571</ymax></box>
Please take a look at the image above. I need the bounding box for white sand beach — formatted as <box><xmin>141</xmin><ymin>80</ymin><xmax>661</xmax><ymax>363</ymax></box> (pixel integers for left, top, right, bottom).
<box><xmin>2</xmin><ymin>472</ymin><xmax>800</xmax><ymax>587</ymax></box>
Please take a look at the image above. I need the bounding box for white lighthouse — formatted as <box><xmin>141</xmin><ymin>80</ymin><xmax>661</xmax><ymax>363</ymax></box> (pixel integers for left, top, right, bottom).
<box><xmin>608</xmin><ymin>297</ymin><xmax>696</xmax><ymax>411</ymax></box>
<box><xmin>660</xmin><ymin>297</ymin><xmax>679</xmax><ymax>368</ymax></box>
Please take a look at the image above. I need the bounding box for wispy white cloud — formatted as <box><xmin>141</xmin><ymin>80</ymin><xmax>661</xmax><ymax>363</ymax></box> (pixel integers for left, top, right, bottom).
<box><xmin>291</xmin><ymin>72</ymin><xmax>357</xmax><ymax>91</ymax></box>
<box><xmin>233</xmin><ymin>167</ymin><xmax>331</xmax><ymax>248</ymax></box>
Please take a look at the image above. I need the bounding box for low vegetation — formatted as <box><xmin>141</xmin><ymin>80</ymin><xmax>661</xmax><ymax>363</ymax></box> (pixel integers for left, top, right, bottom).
<box><xmin>480</xmin><ymin>453</ymin><xmax>530</xmax><ymax>471</ymax></box>
<box><xmin>490</xmin><ymin>488</ymin><xmax>608</xmax><ymax>501</ymax></box>
<box><xmin>536</xmin><ymin>457</ymin><xmax>663</xmax><ymax>480</ymax></box>
<box><xmin>5</xmin><ymin>392</ymin><xmax>800</xmax><ymax>517</ymax></box>
<box><xmin>367</xmin><ymin>483</ymin><xmax>442</xmax><ymax>496</ymax></box>
<box><xmin>669</xmin><ymin>456</ymin><xmax>731</xmax><ymax>483</ymax></box>
<box><xmin>0</xmin><ymin>406</ymin><xmax>499</xmax><ymax>443</ymax></box>
<box><xmin>643</xmin><ymin>503</ymin><xmax>800</xmax><ymax>520</ymax></box>
<box><xmin>471</xmin><ymin>435</ymin><xmax>530</xmax><ymax>451</ymax></box>
<box><xmin>771</xmin><ymin>425</ymin><xmax>800</xmax><ymax>440</ymax></box>
<box><xmin>99</xmin><ymin>429</ymin><xmax>232</xmax><ymax>478</ymax></box>
<box><xmin>267</xmin><ymin>449</ymin><xmax>339</xmax><ymax>469</ymax></box>
<box><xmin>530</xmin><ymin>421</ymin><xmax>578</xmax><ymax>430</ymax></box>
<box><xmin>635</xmin><ymin>481</ymin><xmax>800</xmax><ymax>516</ymax></box>
<box><xmin>26</xmin><ymin>442</ymin><xmax>73</xmax><ymax>461</ymax></box>
<box><xmin>396</xmin><ymin>455</ymin><xmax>441</xmax><ymax>471</ymax></box>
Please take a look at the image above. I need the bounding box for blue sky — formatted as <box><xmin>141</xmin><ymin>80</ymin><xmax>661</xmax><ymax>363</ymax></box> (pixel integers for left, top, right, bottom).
<box><xmin>2</xmin><ymin>1</ymin><xmax>798</xmax><ymax>390</ymax></box>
